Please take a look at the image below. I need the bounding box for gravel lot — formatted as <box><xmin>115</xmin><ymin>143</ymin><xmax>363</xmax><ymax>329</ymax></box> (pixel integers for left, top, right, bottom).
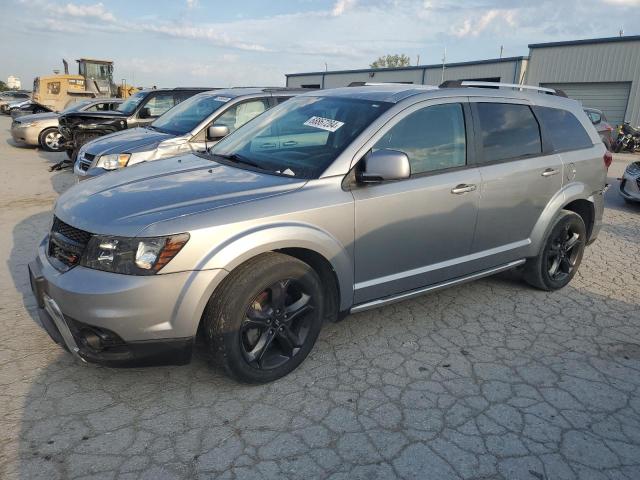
<box><xmin>0</xmin><ymin>113</ymin><xmax>639</xmax><ymax>480</ymax></box>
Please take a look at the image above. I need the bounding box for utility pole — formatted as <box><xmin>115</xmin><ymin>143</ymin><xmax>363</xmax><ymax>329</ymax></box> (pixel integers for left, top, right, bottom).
<box><xmin>619</xmin><ymin>27</ymin><xmax>624</xmax><ymax>37</ymax></box>
<box><xmin>441</xmin><ymin>48</ymin><xmax>446</xmax><ymax>83</ymax></box>
<box><xmin>500</xmin><ymin>45</ymin><xmax>504</xmax><ymax>58</ymax></box>
<box><xmin>416</xmin><ymin>54</ymin><xmax>420</xmax><ymax>66</ymax></box>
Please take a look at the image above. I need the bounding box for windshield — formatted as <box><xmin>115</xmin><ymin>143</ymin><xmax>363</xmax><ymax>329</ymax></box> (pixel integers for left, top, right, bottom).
<box><xmin>209</xmin><ymin>96</ymin><xmax>392</xmax><ymax>179</ymax></box>
<box><xmin>151</xmin><ymin>93</ymin><xmax>228</xmax><ymax>135</ymax></box>
<box><xmin>117</xmin><ymin>91</ymin><xmax>146</xmax><ymax>115</ymax></box>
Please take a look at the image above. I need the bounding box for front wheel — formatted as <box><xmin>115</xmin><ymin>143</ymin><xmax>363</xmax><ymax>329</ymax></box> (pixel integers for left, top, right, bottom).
<box><xmin>202</xmin><ymin>252</ymin><xmax>324</xmax><ymax>383</ymax></box>
<box><xmin>38</xmin><ymin>127</ymin><xmax>64</xmax><ymax>152</ymax></box>
<box><xmin>523</xmin><ymin>210</ymin><xmax>587</xmax><ymax>291</ymax></box>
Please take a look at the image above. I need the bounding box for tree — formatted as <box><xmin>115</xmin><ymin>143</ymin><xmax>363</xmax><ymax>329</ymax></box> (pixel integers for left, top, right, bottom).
<box><xmin>370</xmin><ymin>54</ymin><xmax>411</xmax><ymax>69</ymax></box>
<box><xmin>0</xmin><ymin>81</ymin><xmax>8</xmax><ymax>92</ymax></box>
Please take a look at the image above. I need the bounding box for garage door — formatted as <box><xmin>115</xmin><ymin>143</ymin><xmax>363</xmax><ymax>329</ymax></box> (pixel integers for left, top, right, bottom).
<box><xmin>541</xmin><ymin>82</ymin><xmax>631</xmax><ymax>126</ymax></box>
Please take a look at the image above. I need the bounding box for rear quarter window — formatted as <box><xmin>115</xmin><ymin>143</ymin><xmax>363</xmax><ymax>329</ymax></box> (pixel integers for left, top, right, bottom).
<box><xmin>535</xmin><ymin>107</ymin><xmax>593</xmax><ymax>152</ymax></box>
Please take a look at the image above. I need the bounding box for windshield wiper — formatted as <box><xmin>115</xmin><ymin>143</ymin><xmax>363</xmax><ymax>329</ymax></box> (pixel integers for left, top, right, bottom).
<box><xmin>212</xmin><ymin>153</ymin><xmax>265</xmax><ymax>170</ymax></box>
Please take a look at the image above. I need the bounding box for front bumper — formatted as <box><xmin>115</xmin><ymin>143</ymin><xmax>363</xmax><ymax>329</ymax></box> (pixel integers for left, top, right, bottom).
<box><xmin>619</xmin><ymin>167</ymin><xmax>640</xmax><ymax>202</ymax></box>
<box><xmin>10</xmin><ymin>125</ymin><xmax>40</xmax><ymax>146</ymax></box>
<box><xmin>29</xmin><ymin>237</ymin><xmax>227</xmax><ymax>367</ymax></box>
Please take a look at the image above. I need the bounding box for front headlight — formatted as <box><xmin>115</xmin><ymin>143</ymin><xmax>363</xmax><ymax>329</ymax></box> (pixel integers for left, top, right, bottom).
<box><xmin>96</xmin><ymin>153</ymin><xmax>131</xmax><ymax>170</ymax></box>
<box><xmin>81</xmin><ymin>233</ymin><xmax>189</xmax><ymax>275</ymax></box>
<box><xmin>19</xmin><ymin>122</ymin><xmax>37</xmax><ymax>128</ymax></box>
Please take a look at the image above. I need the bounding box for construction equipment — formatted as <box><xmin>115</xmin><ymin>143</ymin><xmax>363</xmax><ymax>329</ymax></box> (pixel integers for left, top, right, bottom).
<box><xmin>32</xmin><ymin>59</ymin><xmax>138</xmax><ymax>112</ymax></box>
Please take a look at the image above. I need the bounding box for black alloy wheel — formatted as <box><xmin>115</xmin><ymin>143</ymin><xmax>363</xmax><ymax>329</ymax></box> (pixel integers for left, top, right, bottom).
<box><xmin>240</xmin><ymin>279</ymin><xmax>315</xmax><ymax>370</ymax></box>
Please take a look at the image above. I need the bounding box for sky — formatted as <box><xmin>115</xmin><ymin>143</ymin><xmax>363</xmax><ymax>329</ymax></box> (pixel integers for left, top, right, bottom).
<box><xmin>1</xmin><ymin>0</ymin><xmax>639</xmax><ymax>89</ymax></box>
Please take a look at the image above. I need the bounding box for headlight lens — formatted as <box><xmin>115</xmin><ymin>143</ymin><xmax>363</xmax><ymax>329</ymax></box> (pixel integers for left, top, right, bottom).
<box><xmin>81</xmin><ymin>233</ymin><xmax>189</xmax><ymax>275</ymax></box>
<box><xmin>96</xmin><ymin>153</ymin><xmax>131</xmax><ymax>170</ymax></box>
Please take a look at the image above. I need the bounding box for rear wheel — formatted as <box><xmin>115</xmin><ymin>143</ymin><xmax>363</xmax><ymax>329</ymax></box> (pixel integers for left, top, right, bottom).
<box><xmin>523</xmin><ymin>210</ymin><xmax>586</xmax><ymax>291</ymax></box>
<box><xmin>38</xmin><ymin>127</ymin><xmax>64</xmax><ymax>152</ymax></box>
<box><xmin>202</xmin><ymin>252</ymin><xmax>324</xmax><ymax>383</ymax></box>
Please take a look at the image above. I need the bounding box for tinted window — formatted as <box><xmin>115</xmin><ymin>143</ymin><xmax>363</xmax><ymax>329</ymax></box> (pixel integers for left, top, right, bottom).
<box><xmin>537</xmin><ymin>107</ymin><xmax>593</xmax><ymax>151</ymax></box>
<box><xmin>152</xmin><ymin>93</ymin><xmax>228</xmax><ymax>135</ymax></box>
<box><xmin>476</xmin><ymin>103</ymin><xmax>541</xmax><ymax>162</ymax></box>
<box><xmin>374</xmin><ymin>103</ymin><xmax>466</xmax><ymax>175</ymax></box>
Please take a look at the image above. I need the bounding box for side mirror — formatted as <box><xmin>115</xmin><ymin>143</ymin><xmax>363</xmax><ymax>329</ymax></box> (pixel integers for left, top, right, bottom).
<box><xmin>138</xmin><ymin>107</ymin><xmax>151</xmax><ymax>119</ymax></box>
<box><xmin>358</xmin><ymin>149</ymin><xmax>411</xmax><ymax>183</ymax></box>
<box><xmin>207</xmin><ymin>124</ymin><xmax>230</xmax><ymax>141</ymax></box>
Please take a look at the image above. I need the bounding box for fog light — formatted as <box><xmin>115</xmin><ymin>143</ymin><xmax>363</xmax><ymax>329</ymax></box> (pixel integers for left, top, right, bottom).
<box><xmin>80</xmin><ymin>330</ymin><xmax>103</xmax><ymax>351</ymax></box>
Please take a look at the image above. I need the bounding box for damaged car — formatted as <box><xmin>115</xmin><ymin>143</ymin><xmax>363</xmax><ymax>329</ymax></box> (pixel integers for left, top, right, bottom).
<box><xmin>74</xmin><ymin>88</ymin><xmax>303</xmax><ymax>179</ymax></box>
<box><xmin>58</xmin><ymin>87</ymin><xmax>213</xmax><ymax>161</ymax></box>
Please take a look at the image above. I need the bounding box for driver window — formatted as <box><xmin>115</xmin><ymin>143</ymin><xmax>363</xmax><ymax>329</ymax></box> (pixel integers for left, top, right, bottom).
<box><xmin>215</xmin><ymin>99</ymin><xmax>268</xmax><ymax>134</ymax></box>
<box><xmin>374</xmin><ymin>103</ymin><xmax>466</xmax><ymax>175</ymax></box>
<box><xmin>142</xmin><ymin>93</ymin><xmax>175</xmax><ymax>117</ymax></box>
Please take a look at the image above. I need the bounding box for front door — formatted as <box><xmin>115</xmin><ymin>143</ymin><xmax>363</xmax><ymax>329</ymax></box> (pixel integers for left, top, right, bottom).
<box><xmin>352</xmin><ymin>101</ymin><xmax>481</xmax><ymax>304</ymax></box>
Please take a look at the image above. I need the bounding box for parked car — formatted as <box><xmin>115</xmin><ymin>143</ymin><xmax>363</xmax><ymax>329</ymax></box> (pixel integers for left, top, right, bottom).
<box><xmin>11</xmin><ymin>99</ymin><xmax>123</xmax><ymax>152</ymax></box>
<box><xmin>584</xmin><ymin>108</ymin><xmax>615</xmax><ymax>151</ymax></box>
<box><xmin>10</xmin><ymin>100</ymin><xmax>54</xmax><ymax>118</ymax></box>
<box><xmin>0</xmin><ymin>91</ymin><xmax>31</xmax><ymax>113</ymax></box>
<box><xmin>619</xmin><ymin>160</ymin><xmax>640</xmax><ymax>203</ymax></box>
<box><xmin>58</xmin><ymin>87</ymin><xmax>215</xmax><ymax>161</ymax></box>
<box><xmin>74</xmin><ymin>88</ymin><xmax>305</xmax><ymax>179</ymax></box>
<box><xmin>29</xmin><ymin>83</ymin><xmax>607</xmax><ymax>382</ymax></box>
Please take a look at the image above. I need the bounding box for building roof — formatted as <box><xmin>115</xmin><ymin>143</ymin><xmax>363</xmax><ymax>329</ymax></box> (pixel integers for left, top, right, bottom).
<box><xmin>286</xmin><ymin>56</ymin><xmax>528</xmax><ymax>78</ymax></box>
<box><xmin>529</xmin><ymin>35</ymin><xmax>640</xmax><ymax>49</ymax></box>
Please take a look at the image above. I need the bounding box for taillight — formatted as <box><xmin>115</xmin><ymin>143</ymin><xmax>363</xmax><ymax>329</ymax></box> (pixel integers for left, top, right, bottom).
<box><xmin>604</xmin><ymin>151</ymin><xmax>613</xmax><ymax>170</ymax></box>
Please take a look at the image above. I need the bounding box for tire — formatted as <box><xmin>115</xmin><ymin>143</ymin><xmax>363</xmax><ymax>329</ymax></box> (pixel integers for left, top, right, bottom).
<box><xmin>38</xmin><ymin>127</ymin><xmax>64</xmax><ymax>152</ymax></box>
<box><xmin>202</xmin><ymin>252</ymin><xmax>324</xmax><ymax>383</ymax></box>
<box><xmin>523</xmin><ymin>210</ymin><xmax>587</xmax><ymax>291</ymax></box>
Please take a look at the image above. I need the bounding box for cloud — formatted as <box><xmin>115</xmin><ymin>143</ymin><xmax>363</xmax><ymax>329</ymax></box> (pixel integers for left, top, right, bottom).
<box><xmin>332</xmin><ymin>0</ymin><xmax>357</xmax><ymax>16</ymax></box>
<box><xmin>453</xmin><ymin>9</ymin><xmax>517</xmax><ymax>37</ymax></box>
<box><xmin>601</xmin><ymin>0</ymin><xmax>640</xmax><ymax>5</ymax></box>
<box><xmin>186</xmin><ymin>0</ymin><xmax>198</xmax><ymax>9</ymax></box>
<box><xmin>60</xmin><ymin>2</ymin><xmax>115</xmax><ymax>21</ymax></box>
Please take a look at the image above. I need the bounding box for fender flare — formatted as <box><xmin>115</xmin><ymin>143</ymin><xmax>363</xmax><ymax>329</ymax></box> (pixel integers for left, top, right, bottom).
<box><xmin>196</xmin><ymin>222</ymin><xmax>354</xmax><ymax>311</ymax></box>
<box><xmin>528</xmin><ymin>181</ymin><xmax>594</xmax><ymax>257</ymax></box>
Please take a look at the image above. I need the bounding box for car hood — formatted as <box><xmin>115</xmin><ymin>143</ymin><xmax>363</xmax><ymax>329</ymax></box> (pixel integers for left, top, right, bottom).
<box><xmin>55</xmin><ymin>153</ymin><xmax>305</xmax><ymax>236</ymax></box>
<box><xmin>84</xmin><ymin>127</ymin><xmax>174</xmax><ymax>155</ymax></box>
<box><xmin>15</xmin><ymin>112</ymin><xmax>58</xmax><ymax>123</ymax></box>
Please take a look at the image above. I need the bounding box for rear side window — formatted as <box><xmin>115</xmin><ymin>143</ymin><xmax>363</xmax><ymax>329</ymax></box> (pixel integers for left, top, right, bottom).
<box><xmin>535</xmin><ymin>107</ymin><xmax>593</xmax><ymax>152</ymax></box>
<box><xmin>476</xmin><ymin>103</ymin><xmax>542</xmax><ymax>163</ymax></box>
<box><xmin>374</xmin><ymin>103</ymin><xmax>466</xmax><ymax>175</ymax></box>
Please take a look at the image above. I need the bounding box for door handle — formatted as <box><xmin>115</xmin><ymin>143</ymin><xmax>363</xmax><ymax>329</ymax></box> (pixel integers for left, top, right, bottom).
<box><xmin>451</xmin><ymin>184</ymin><xmax>477</xmax><ymax>194</ymax></box>
<box><xmin>282</xmin><ymin>140</ymin><xmax>298</xmax><ymax>147</ymax></box>
<box><xmin>541</xmin><ymin>168</ymin><xmax>560</xmax><ymax>177</ymax></box>
<box><xmin>259</xmin><ymin>142</ymin><xmax>276</xmax><ymax>149</ymax></box>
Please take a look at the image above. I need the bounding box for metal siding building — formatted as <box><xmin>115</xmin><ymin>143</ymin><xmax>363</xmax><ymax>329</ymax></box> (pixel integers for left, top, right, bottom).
<box><xmin>526</xmin><ymin>36</ymin><xmax>640</xmax><ymax>126</ymax></box>
<box><xmin>286</xmin><ymin>35</ymin><xmax>640</xmax><ymax>125</ymax></box>
<box><xmin>286</xmin><ymin>57</ymin><xmax>528</xmax><ymax>90</ymax></box>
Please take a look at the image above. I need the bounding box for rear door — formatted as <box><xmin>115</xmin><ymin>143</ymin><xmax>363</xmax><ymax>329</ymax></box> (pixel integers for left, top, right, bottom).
<box><xmin>469</xmin><ymin>100</ymin><xmax>564</xmax><ymax>269</ymax></box>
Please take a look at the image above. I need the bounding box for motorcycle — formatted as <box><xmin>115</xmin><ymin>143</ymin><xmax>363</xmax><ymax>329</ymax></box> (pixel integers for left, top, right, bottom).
<box><xmin>613</xmin><ymin>122</ymin><xmax>640</xmax><ymax>153</ymax></box>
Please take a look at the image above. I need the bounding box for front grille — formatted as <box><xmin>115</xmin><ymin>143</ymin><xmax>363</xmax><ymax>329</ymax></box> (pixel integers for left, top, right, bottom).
<box><xmin>48</xmin><ymin>217</ymin><xmax>92</xmax><ymax>268</ymax></box>
<box><xmin>78</xmin><ymin>152</ymin><xmax>96</xmax><ymax>172</ymax></box>
<box><xmin>626</xmin><ymin>162</ymin><xmax>640</xmax><ymax>176</ymax></box>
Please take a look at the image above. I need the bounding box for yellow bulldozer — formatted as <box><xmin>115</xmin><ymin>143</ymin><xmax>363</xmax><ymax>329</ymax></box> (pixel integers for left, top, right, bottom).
<box><xmin>33</xmin><ymin>58</ymin><xmax>139</xmax><ymax>112</ymax></box>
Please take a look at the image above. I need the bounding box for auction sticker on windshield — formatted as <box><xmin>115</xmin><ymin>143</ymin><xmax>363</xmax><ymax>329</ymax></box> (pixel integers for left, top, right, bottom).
<box><xmin>304</xmin><ymin>116</ymin><xmax>344</xmax><ymax>132</ymax></box>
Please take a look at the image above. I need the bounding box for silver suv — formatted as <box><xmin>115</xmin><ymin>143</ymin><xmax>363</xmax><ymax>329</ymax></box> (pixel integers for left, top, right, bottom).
<box><xmin>29</xmin><ymin>83</ymin><xmax>607</xmax><ymax>383</ymax></box>
<box><xmin>74</xmin><ymin>88</ymin><xmax>303</xmax><ymax>179</ymax></box>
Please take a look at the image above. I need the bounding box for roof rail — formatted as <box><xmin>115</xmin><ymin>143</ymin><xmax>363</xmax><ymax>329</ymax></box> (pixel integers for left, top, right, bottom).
<box><xmin>348</xmin><ymin>81</ymin><xmax>438</xmax><ymax>89</ymax></box>
<box><xmin>439</xmin><ymin>80</ymin><xmax>567</xmax><ymax>97</ymax></box>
